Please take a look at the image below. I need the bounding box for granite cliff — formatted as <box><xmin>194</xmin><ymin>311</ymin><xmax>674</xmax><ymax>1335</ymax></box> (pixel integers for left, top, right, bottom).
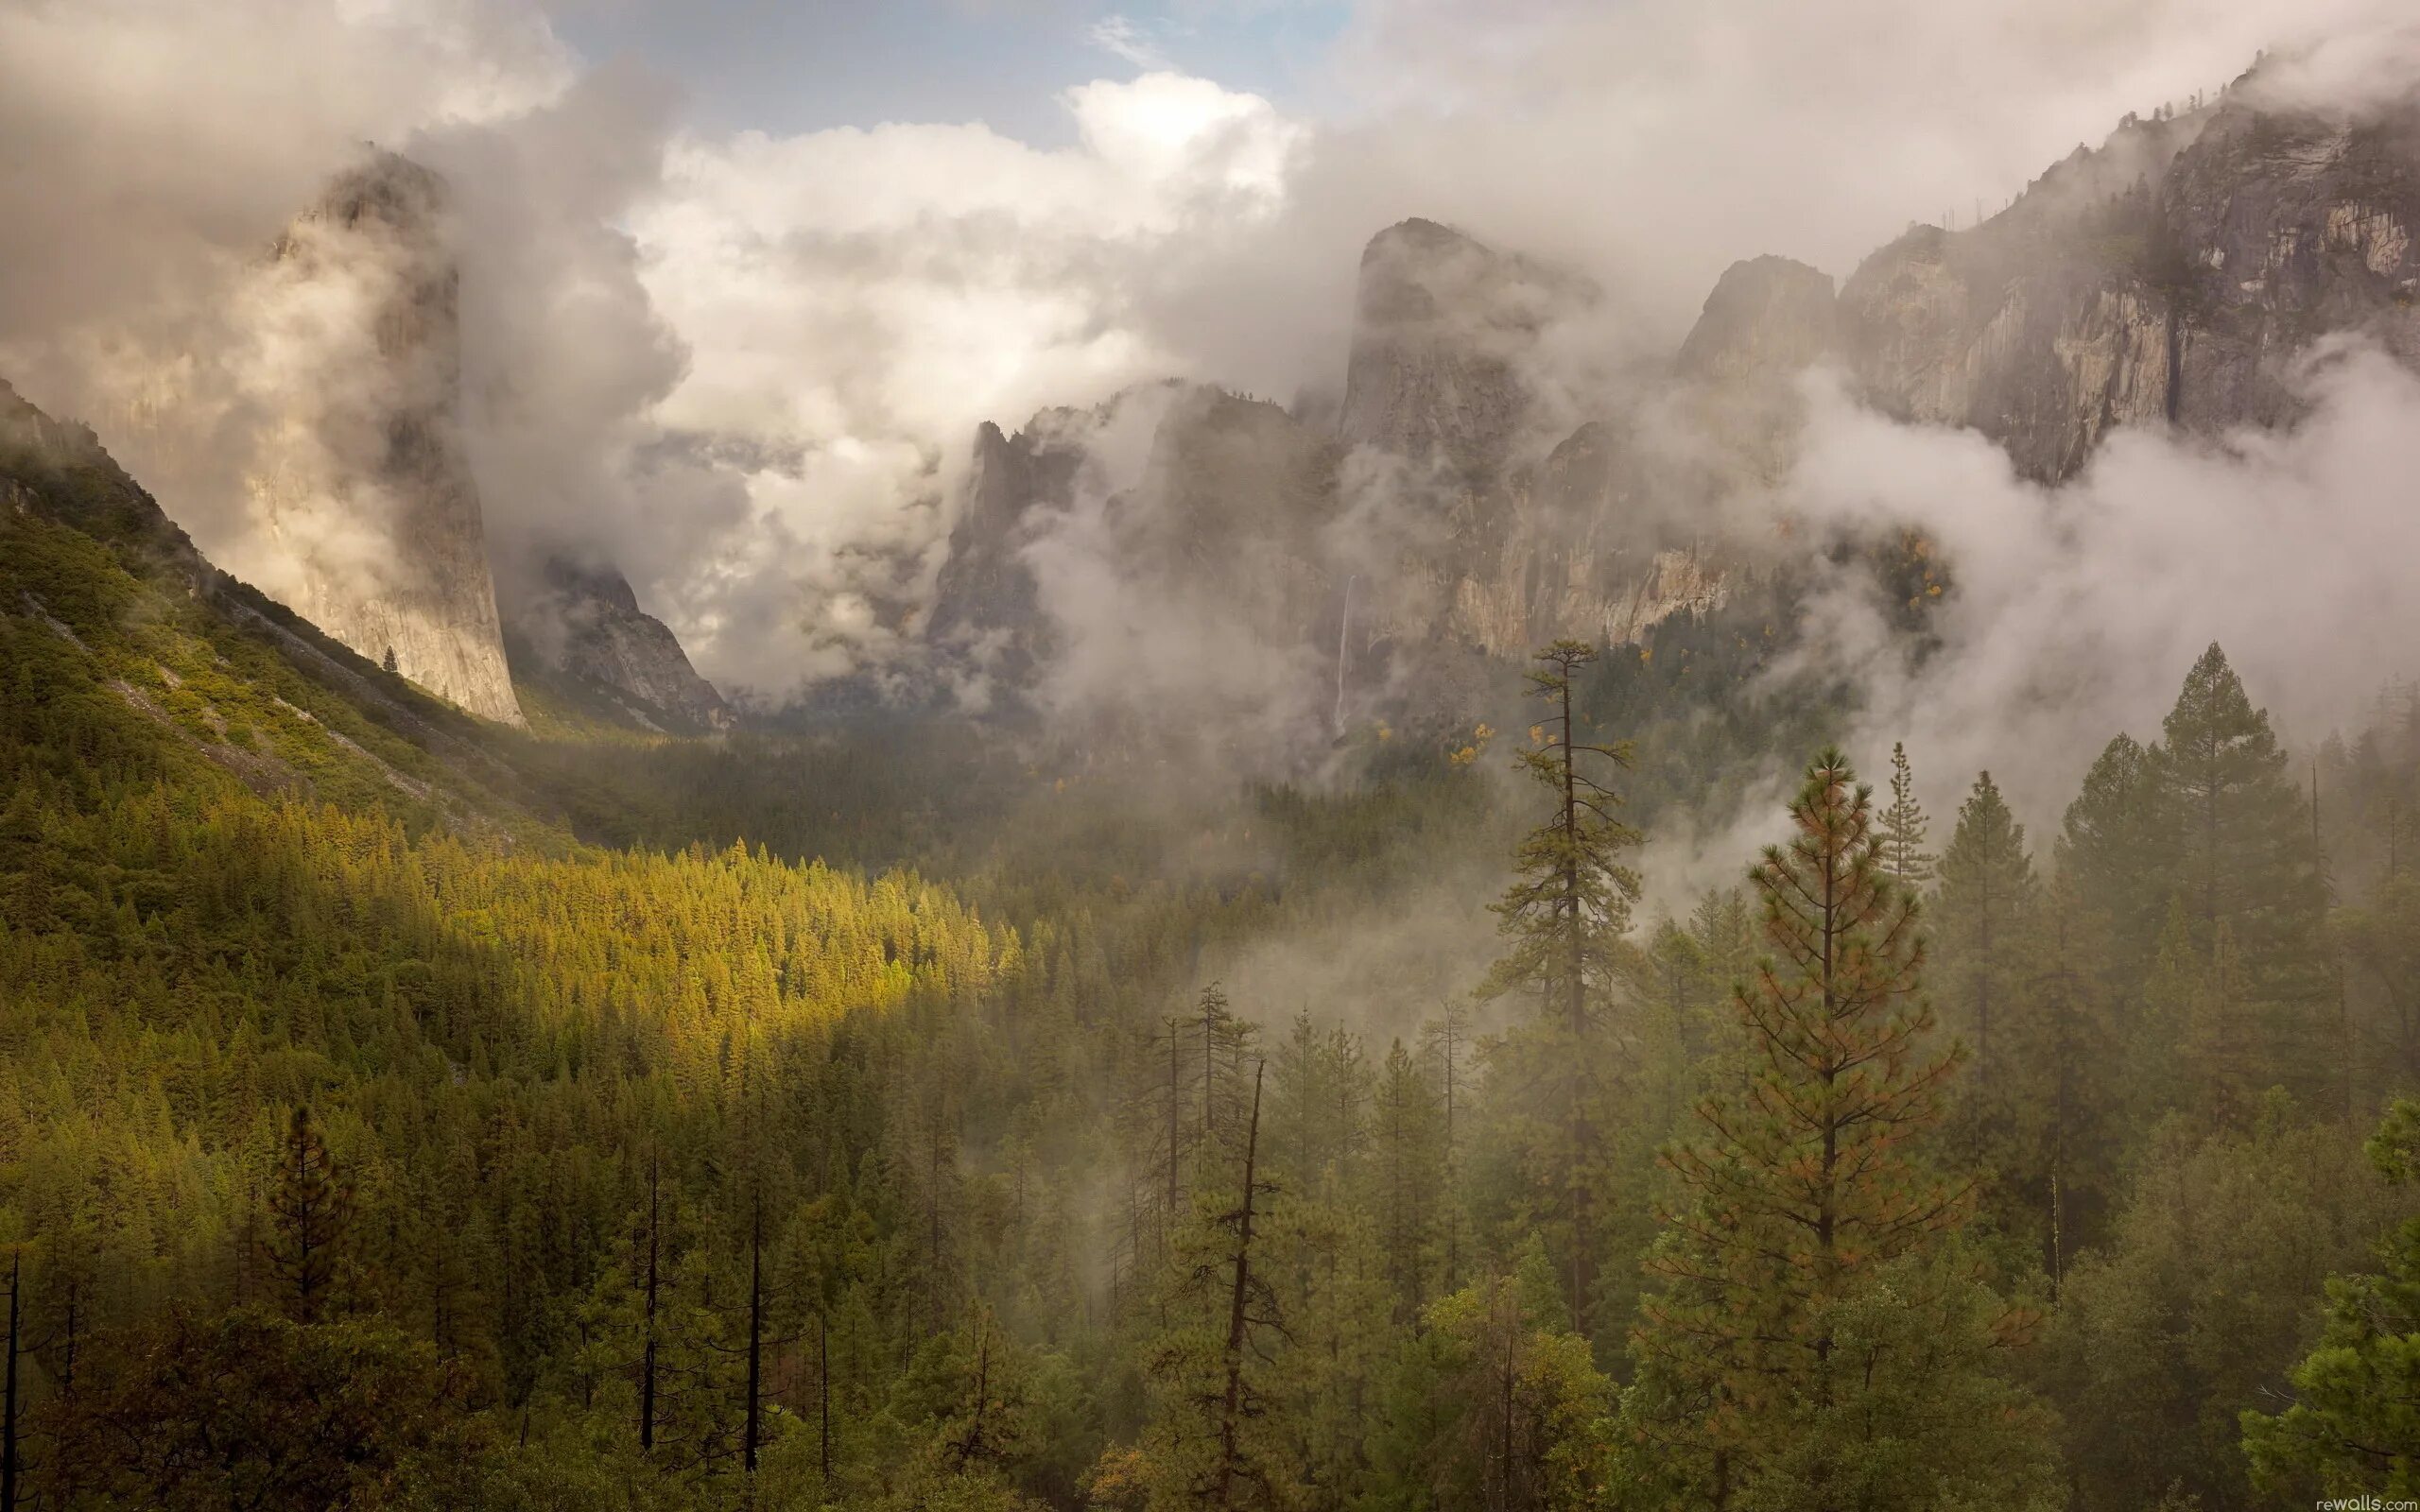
<box><xmin>505</xmin><ymin>558</ymin><xmax>733</xmax><ymax>735</ymax></box>
<box><xmin>928</xmin><ymin>54</ymin><xmax>2420</xmax><ymax>729</ymax></box>
<box><xmin>243</xmin><ymin>151</ymin><xmax>525</xmax><ymax>725</ymax></box>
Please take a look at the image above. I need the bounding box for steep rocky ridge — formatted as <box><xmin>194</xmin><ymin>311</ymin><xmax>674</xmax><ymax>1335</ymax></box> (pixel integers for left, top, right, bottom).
<box><xmin>504</xmin><ymin>558</ymin><xmax>733</xmax><ymax>735</ymax></box>
<box><xmin>242</xmin><ymin>151</ymin><xmax>525</xmax><ymax>724</ymax></box>
<box><xmin>926</xmin><ymin>57</ymin><xmax>2420</xmax><ymax>732</ymax></box>
<box><xmin>0</xmin><ymin>375</ymin><xmax>548</xmax><ymax>821</ymax></box>
<box><xmin>1840</xmin><ymin>73</ymin><xmax>2420</xmax><ymax>479</ymax></box>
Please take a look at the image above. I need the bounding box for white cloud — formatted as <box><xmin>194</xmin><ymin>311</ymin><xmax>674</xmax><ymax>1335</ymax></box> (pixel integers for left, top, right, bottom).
<box><xmin>1777</xmin><ymin>339</ymin><xmax>2420</xmax><ymax>828</ymax></box>
<box><xmin>1086</xmin><ymin>14</ymin><xmax>1169</xmax><ymax>71</ymax></box>
<box><xmin>625</xmin><ymin>71</ymin><xmax>1305</xmax><ymax>694</ymax></box>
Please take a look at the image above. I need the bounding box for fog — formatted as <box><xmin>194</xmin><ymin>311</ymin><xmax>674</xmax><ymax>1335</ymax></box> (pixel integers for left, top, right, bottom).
<box><xmin>3</xmin><ymin>0</ymin><xmax>2418</xmax><ymax>781</ymax></box>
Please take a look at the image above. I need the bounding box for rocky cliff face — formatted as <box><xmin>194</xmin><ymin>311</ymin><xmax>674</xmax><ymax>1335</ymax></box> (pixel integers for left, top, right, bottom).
<box><xmin>1839</xmin><ymin>77</ymin><xmax>2420</xmax><ymax>480</ymax></box>
<box><xmin>241</xmin><ymin>152</ymin><xmax>524</xmax><ymax>725</ymax></box>
<box><xmin>1339</xmin><ymin>218</ymin><xmax>1553</xmax><ymax>490</ymax></box>
<box><xmin>507</xmin><ymin>558</ymin><xmax>732</xmax><ymax>734</ymax></box>
<box><xmin>929</xmin><ymin>58</ymin><xmax>2420</xmax><ymax>730</ymax></box>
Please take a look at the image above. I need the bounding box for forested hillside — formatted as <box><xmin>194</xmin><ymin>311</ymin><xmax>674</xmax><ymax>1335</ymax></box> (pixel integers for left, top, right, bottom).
<box><xmin>10</xmin><ymin>381</ymin><xmax>2420</xmax><ymax>1512</ymax></box>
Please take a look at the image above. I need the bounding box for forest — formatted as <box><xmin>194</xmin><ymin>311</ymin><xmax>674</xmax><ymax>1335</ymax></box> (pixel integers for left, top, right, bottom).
<box><xmin>9</xmin><ymin>408</ymin><xmax>2420</xmax><ymax>1512</ymax></box>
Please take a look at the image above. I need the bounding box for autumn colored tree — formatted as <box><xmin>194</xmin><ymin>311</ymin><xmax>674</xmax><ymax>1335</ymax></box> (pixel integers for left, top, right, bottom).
<box><xmin>1627</xmin><ymin>748</ymin><xmax>2048</xmax><ymax>1510</ymax></box>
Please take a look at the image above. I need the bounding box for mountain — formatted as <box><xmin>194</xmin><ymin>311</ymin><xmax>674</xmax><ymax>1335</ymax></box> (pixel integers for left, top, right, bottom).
<box><xmin>0</xmin><ymin>374</ymin><xmax>545</xmax><ymax>824</ymax></box>
<box><xmin>505</xmin><ymin>558</ymin><xmax>734</xmax><ymax>735</ymax></box>
<box><xmin>243</xmin><ymin>150</ymin><xmax>525</xmax><ymax>726</ymax></box>
<box><xmin>927</xmin><ymin>60</ymin><xmax>2420</xmax><ymax>730</ymax></box>
<box><xmin>1339</xmin><ymin>217</ymin><xmax>1562</xmax><ymax>489</ymax></box>
<box><xmin>1839</xmin><ymin>70</ymin><xmax>2420</xmax><ymax>480</ymax></box>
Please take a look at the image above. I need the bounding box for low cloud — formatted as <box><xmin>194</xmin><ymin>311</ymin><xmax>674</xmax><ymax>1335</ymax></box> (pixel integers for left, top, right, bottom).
<box><xmin>1776</xmin><ymin>338</ymin><xmax>2420</xmax><ymax>831</ymax></box>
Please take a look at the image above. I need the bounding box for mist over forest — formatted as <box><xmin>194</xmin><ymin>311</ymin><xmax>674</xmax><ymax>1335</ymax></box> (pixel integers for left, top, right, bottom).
<box><xmin>8</xmin><ymin>2</ymin><xmax>2420</xmax><ymax>1509</ymax></box>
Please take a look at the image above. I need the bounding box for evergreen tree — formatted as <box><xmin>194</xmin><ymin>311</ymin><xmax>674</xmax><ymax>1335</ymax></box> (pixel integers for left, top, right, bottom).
<box><xmin>2152</xmin><ymin>644</ymin><xmax>2330</xmax><ymax>1012</ymax></box>
<box><xmin>1140</xmin><ymin>1060</ymin><xmax>1289</xmax><ymax>1512</ymax></box>
<box><xmin>264</xmin><ymin>1106</ymin><xmax>352</xmax><ymax>1324</ymax></box>
<box><xmin>1932</xmin><ymin>770</ymin><xmax>2036</xmax><ymax>1111</ymax></box>
<box><xmin>2056</xmin><ymin>731</ymin><xmax>2175</xmax><ymax>990</ymax></box>
<box><xmin>1627</xmin><ymin>748</ymin><xmax>2048</xmax><ymax>1510</ymax></box>
<box><xmin>1877</xmin><ymin>742</ymin><xmax>1936</xmax><ymax>887</ymax></box>
<box><xmin>1479</xmin><ymin>641</ymin><xmax>1642</xmax><ymax>1332</ymax></box>
<box><xmin>2003</xmin><ymin>874</ymin><xmax>2119</xmax><ymax>1292</ymax></box>
<box><xmin>1371</xmin><ymin>1040</ymin><xmax>1443</xmax><ymax>1321</ymax></box>
<box><xmin>2243</xmin><ymin>1099</ymin><xmax>2420</xmax><ymax>1501</ymax></box>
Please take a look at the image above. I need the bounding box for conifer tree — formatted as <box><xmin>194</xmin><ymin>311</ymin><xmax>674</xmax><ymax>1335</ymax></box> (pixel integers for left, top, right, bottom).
<box><xmin>1372</xmin><ymin>1040</ymin><xmax>1442</xmax><ymax>1320</ymax></box>
<box><xmin>1628</xmin><ymin>749</ymin><xmax>2047</xmax><ymax>1509</ymax></box>
<box><xmin>1878</xmin><ymin>742</ymin><xmax>1936</xmax><ymax>887</ymax></box>
<box><xmin>1142</xmin><ymin>1060</ymin><xmax>1289</xmax><ymax>1511</ymax></box>
<box><xmin>265</xmin><ymin>1106</ymin><xmax>351</xmax><ymax>1323</ymax></box>
<box><xmin>1932</xmin><ymin>770</ymin><xmax>2036</xmax><ymax>1107</ymax></box>
<box><xmin>1418</xmin><ymin>999</ymin><xmax>1473</xmax><ymax>1293</ymax></box>
<box><xmin>1480</xmin><ymin>640</ymin><xmax>1642</xmax><ymax>1331</ymax></box>
<box><xmin>2057</xmin><ymin>731</ymin><xmax>2176</xmax><ymax>990</ymax></box>
<box><xmin>2004</xmin><ymin>874</ymin><xmax>2119</xmax><ymax>1292</ymax></box>
<box><xmin>2244</xmin><ymin>1099</ymin><xmax>2420</xmax><ymax>1499</ymax></box>
<box><xmin>2153</xmin><ymin>644</ymin><xmax>2328</xmax><ymax>1005</ymax></box>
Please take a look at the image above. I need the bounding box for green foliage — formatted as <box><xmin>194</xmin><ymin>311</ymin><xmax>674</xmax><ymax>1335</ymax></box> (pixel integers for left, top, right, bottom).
<box><xmin>2242</xmin><ymin>1098</ymin><xmax>2420</xmax><ymax>1500</ymax></box>
<box><xmin>1628</xmin><ymin>748</ymin><xmax>2051</xmax><ymax>1510</ymax></box>
<box><xmin>46</xmin><ymin>1305</ymin><xmax>483</xmax><ymax>1510</ymax></box>
<box><xmin>1878</xmin><ymin>741</ymin><xmax>1936</xmax><ymax>887</ymax></box>
<box><xmin>14</xmin><ymin>425</ymin><xmax>2420</xmax><ymax>1512</ymax></box>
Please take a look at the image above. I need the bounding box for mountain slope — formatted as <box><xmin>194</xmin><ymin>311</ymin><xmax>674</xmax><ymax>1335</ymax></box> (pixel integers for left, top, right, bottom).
<box><xmin>0</xmin><ymin>377</ymin><xmax>546</xmax><ymax>831</ymax></box>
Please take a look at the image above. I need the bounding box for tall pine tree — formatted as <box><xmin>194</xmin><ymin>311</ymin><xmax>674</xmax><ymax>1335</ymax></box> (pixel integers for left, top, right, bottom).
<box><xmin>1932</xmin><ymin>770</ymin><xmax>2036</xmax><ymax>1113</ymax></box>
<box><xmin>1878</xmin><ymin>742</ymin><xmax>1936</xmax><ymax>888</ymax></box>
<box><xmin>1626</xmin><ymin>749</ymin><xmax>2052</xmax><ymax>1511</ymax></box>
<box><xmin>1479</xmin><ymin>641</ymin><xmax>1642</xmax><ymax>1334</ymax></box>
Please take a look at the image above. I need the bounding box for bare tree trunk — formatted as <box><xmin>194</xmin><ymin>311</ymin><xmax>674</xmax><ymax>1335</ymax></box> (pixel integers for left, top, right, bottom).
<box><xmin>744</xmin><ymin>1194</ymin><xmax>765</xmax><ymax>1476</ymax></box>
<box><xmin>1214</xmin><ymin>1061</ymin><xmax>1268</xmax><ymax>1508</ymax></box>
<box><xmin>641</xmin><ymin>1154</ymin><xmax>660</xmax><ymax>1452</ymax></box>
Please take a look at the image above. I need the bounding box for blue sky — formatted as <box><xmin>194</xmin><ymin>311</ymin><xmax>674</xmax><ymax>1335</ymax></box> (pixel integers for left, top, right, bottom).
<box><xmin>556</xmin><ymin>1</ymin><xmax>1354</xmax><ymax>143</ymax></box>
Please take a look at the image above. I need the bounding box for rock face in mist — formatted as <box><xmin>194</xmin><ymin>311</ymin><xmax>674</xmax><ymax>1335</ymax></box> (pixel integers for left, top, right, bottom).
<box><xmin>1840</xmin><ymin>78</ymin><xmax>2420</xmax><ymax>480</ymax></box>
<box><xmin>928</xmin><ymin>418</ymin><xmax>1076</xmax><ymax>663</ymax></box>
<box><xmin>1341</xmin><ymin>239</ymin><xmax>1843</xmax><ymax>662</ymax></box>
<box><xmin>1676</xmin><ymin>255</ymin><xmax>1840</xmax><ymax>383</ymax></box>
<box><xmin>244</xmin><ymin>152</ymin><xmax>524</xmax><ymax>725</ymax></box>
<box><xmin>926</xmin><ymin>384</ymin><xmax>1342</xmax><ymax>712</ymax></box>
<box><xmin>926</xmin><ymin>55</ymin><xmax>2420</xmax><ymax>741</ymax></box>
<box><xmin>508</xmin><ymin>558</ymin><xmax>732</xmax><ymax>733</ymax></box>
<box><xmin>1339</xmin><ymin>218</ymin><xmax>1547</xmax><ymax>489</ymax></box>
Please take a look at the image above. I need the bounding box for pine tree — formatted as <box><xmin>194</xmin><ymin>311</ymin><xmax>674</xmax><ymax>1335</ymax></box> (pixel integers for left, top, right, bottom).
<box><xmin>2004</xmin><ymin>874</ymin><xmax>2119</xmax><ymax>1293</ymax></box>
<box><xmin>1372</xmin><ymin>1040</ymin><xmax>1442</xmax><ymax>1320</ymax></box>
<box><xmin>1878</xmin><ymin>742</ymin><xmax>1936</xmax><ymax>887</ymax></box>
<box><xmin>1142</xmin><ymin>1060</ymin><xmax>1289</xmax><ymax>1511</ymax></box>
<box><xmin>1628</xmin><ymin>749</ymin><xmax>2048</xmax><ymax>1510</ymax></box>
<box><xmin>2244</xmin><ymin>1099</ymin><xmax>2420</xmax><ymax>1499</ymax></box>
<box><xmin>1932</xmin><ymin>770</ymin><xmax>2036</xmax><ymax>1111</ymax></box>
<box><xmin>264</xmin><ymin>1106</ymin><xmax>352</xmax><ymax>1323</ymax></box>
<box><xmin>2056</xmin><ymin>731</ymin><xmax>2176</xmax><ymax>990</ymax></box>
<box><xmin>2153</xmin><ymin>644</ymin><xmax>2329</xmax><ymax>1007</ymax></box>
<box><xmin>1480</xmin><ymin>640</ymin><xmax>1642</xmax><ymax>1331</ymax></box>
<box><xmin>1418</xmin><ymin>998</ymin><xmax>1473</xmax><ymax>1293</ymax></box>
